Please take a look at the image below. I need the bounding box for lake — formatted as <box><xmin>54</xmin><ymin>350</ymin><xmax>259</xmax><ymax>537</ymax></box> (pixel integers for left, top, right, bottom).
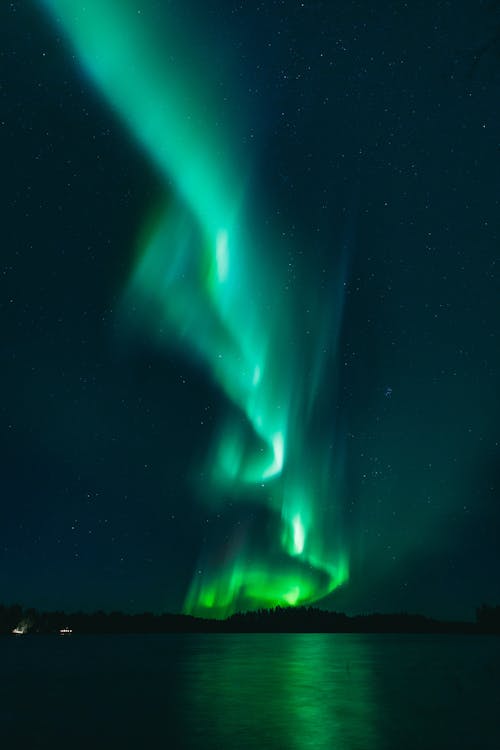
<box><xmin>1</xmin><ymin>633</ymin><xmax>499</xmax><ymax>749</ymax></box>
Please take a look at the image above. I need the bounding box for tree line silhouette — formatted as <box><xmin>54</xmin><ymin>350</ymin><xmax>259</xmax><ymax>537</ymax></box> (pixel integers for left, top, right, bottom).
<box><xmin>2</xmin><ymin>602</ymin><xmax>500</xmax><ymax>635</ymax></box>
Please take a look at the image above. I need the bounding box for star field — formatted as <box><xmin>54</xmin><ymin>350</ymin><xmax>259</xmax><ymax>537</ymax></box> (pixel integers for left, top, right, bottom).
<box><xmin>1</xmin><ymin>0</ymin><xmax>499</xmax><ymax>618</ymax></box>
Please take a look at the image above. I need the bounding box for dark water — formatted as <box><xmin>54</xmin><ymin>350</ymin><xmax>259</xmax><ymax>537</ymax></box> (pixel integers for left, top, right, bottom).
<box><xmin>1</xmin><ymin>634</ymin><xmax>499</xmax><ymax>749</ymax></box>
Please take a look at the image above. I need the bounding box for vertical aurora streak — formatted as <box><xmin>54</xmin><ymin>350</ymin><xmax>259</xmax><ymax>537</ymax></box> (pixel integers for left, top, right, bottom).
<box><xmin>38</xmin><ymin>0</ymin><xmax>349</xmax><ymax>616</ymax></box>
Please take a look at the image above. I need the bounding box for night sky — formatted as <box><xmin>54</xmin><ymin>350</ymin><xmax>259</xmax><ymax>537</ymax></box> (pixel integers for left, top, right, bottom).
<box><xmin>1</xmin><ymin>0</ymin><xmax>499</xmax><ymax>620</ymax></box>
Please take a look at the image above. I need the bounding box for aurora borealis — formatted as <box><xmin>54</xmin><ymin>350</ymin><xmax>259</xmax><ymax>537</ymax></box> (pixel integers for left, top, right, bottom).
<box><xmin>34</xmin><ymin>0</ymin><xmax>348</xmax><ymax>615</ymax></box>
<box><xmin>1</xmin><ymin>0</ymin><xmax>499</xmax><ymax>619</ymax></box>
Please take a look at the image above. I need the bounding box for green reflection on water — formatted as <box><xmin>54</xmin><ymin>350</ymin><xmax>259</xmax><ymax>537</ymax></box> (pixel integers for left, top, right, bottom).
<box><xmin>182</xmin><ymin>634</ymin><xmax>378</xmax><ymax>750</ymax></box>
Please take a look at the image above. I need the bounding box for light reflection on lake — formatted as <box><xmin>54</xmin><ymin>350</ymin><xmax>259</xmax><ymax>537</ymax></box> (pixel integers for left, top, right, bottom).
<box><xmin>183</xmin><ymin>634</ymin><xmax>377</xmax><ymax>750</ymax></box>
<box><xmin>1</xmin><ymin>633</ymin><xmax>499</xmax><ymax>749</ymax></box>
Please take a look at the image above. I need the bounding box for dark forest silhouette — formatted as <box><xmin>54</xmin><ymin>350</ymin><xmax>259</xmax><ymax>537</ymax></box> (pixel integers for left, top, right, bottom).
<box><xmin>2</xmin><ymin>603</ymin><xmax>500</xmax><ymax>635</ymax></box>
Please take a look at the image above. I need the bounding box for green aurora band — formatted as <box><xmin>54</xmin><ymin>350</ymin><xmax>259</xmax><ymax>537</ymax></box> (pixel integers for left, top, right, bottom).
<box><xmin>39</xmin><ymin>0</ymin><xmax>349</xmax><ymax>616</ymax></box>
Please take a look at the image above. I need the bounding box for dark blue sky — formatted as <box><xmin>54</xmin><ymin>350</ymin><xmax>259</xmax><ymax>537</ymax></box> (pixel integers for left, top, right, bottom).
<box><xmin>1</xmin><ymin>0</ymin><xmax>499</xmax><ymax>618</ymax></box>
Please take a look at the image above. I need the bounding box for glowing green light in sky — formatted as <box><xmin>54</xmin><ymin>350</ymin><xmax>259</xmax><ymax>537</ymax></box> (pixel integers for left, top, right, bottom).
<box><xmin>284</xmin><ymin>587</ymin><xmax>300</xmax><ymax>606</ymax></box>
<box><xmin>215</xmin><ymin>230</ymin><xmax>229</xmax><ymax>284</ymax></box>
<box><xmin>39</xmin><ymin>0</ymin><xmax>349</xmax><ymax>616</ymax></box>
<box><xmin>263</xmin><ymin>433</ymin><xmax>285</xmax><ymax>480</ymax></box>
<box><xmin>292</xmin><ymin>515</ymin><xmax>305</xmax><ymax>555</ymax></box>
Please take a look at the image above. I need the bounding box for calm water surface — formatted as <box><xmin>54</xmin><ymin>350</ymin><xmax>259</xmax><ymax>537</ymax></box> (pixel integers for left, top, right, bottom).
<box><xmin>1</xmin><ymin>634</ymin><xmax>499</xmax><ymax>749</ymax></box>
